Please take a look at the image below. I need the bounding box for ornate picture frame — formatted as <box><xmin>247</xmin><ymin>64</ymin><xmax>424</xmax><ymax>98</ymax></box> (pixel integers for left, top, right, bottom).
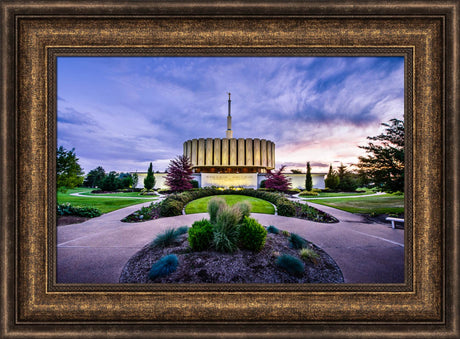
<box><xmin>1</xmin><ymin>1</ymin><xmax>458</xmax><ymax>338</ymax></box>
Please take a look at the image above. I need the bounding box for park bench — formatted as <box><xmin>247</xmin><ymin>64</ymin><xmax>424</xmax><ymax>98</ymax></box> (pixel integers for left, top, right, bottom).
<box><xmin>386</xmin><ymin>217</ymin><xmax>404</xmax><ymax>229</ymax></box>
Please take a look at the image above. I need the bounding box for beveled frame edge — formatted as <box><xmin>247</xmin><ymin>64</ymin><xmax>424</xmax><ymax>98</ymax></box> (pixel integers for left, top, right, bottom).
<box><xmin>46</xmin><ymin>46</ymin><xmax>414</xmax><ymax>294</ymax></box>
<box><xmin>1</xmin><ymin>1</ymin><xmax>458</xmax><ymax>338</ymax></box>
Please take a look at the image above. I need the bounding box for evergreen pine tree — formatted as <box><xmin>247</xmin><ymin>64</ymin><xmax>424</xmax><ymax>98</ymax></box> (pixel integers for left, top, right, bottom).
<box><xmin>144</xmin><ymin>162</ymin><xmax>155</xmax><ymax>190</ymax></box>
<box><xmin>305</xmin><ymin>162</ymin><xmax>312</xmax><ymax>191</ymax></box>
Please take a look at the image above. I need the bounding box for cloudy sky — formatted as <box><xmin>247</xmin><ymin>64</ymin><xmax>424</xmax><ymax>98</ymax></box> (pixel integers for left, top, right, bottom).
<box><xmin>57</xmin><ymin>56</ymin><xmax>404</xmax><ymax>174</ymax></box>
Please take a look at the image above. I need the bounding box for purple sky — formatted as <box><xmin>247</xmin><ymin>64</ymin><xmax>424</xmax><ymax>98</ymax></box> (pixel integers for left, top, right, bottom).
<box><xmin>57</xmin><ymin>56</ymin><xmax>404</xmax><ymax>174</ymax></box>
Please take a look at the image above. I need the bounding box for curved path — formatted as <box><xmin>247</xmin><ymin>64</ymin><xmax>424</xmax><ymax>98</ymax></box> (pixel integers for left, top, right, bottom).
<box><xmin>57</xmin><ymin>200</ymin><xmax>404</xmax><ymax>284</ymax></box>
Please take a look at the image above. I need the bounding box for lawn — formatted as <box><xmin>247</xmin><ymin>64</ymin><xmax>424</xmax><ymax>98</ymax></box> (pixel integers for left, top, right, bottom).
<box><xmin>58</xmin><ymin>188</ymin><xmax>157</xmax><ymax>214</ymax></box>
<box><xmin>185</xmin><ymin>195</ymin><xmax>275</xmax><ymax>215</ymax></box>
<box><xmin>301</xmin><ymin>188</ymin><xmax>375</xmax><ymax>198</ymax></box>
<box><xmin>307</xmin><ymin>193</ymin><xmax>404</xmax><ymax>215</ymax></box>
<box><xmin>79</xmin><ymin>191</ymin><xmax>153</xmax><ymax>198</ymax></box>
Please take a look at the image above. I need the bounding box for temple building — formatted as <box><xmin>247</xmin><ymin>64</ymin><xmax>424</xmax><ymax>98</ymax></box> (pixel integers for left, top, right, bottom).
<box><xmin>134</xmin><ymin>94</ymin><xmax>326</xmax><ymax>189</ymax></box>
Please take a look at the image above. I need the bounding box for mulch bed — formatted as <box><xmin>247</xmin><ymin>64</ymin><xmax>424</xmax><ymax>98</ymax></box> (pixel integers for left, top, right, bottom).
<box><xmin>57</xmin><ymin>215</ymin><xmax>90</xmax><ymax>226</ymax></box>
<box><xmin>119</xmin><ymin>230</ymin><xmax>344</xmax><ymax>284</ymax></box>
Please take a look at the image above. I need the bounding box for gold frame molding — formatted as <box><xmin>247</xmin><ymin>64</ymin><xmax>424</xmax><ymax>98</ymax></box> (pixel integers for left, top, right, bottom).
<box><xmin>1</xmin><ymin>1</ymin><xmax>458</xmax><ymax>338</ymax></box>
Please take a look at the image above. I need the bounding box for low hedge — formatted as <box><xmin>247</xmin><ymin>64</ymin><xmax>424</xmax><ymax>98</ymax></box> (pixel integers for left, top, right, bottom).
<box><xmin>158</xmin><ymin>187</ymin><xmax>296</xmax><ymax>217</ymax></box>
<box><xmin>57</xmin><ymin>203</ymin><xmax>102</xmax><ymax>218</ymax></box>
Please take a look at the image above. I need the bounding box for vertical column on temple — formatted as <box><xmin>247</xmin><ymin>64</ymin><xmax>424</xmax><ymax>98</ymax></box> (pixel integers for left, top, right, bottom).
<box><xmin>213</xmin><ymin>138</ymin><xmax>221</xmax><ymax>166</ymax></box>
<box><xmin>198</xmin><ymin>138</ymin><xmax>205</xmax><ymax>166</ymax></box>
<box><xmin>260</xmin><ymin>139</ymin><xmax>267</xmax><ymax>167</ymax></box>
<box><xmin>205</xmin><ymin>138</ymin><xmax>213</xmax><ymax>166</ymax></box>
<box><xmin>186</xmin><ymin>140</ymin><xmax>192</xmax><ymax>162</ymax></box>
<box><xmin>245</xmin><ymin>138</ymin><xmax>253</xmax><ymax>166</ymax></box>
<box><xmin>253</xmin><ymin>138</ymin><xmax>260</xmax><ymax>167</ymax></box>
<box><xmin>238</xmin><ymin>138</ymin><xmax>245</xmax><ymax>166</ymax></box>
<box><xmin>230</xmin><ymin>138</ymin><xmax>237</xmax><ymax>166</ymax></box>
<box><xmin>183</xmin><ymin>142</ymin><xmax>187</xmax><ymax>159</ymax></box>
<box><xmin>191</xmin><ymin>139</ymin><xmax>198</xmax><ymax>167</ymax></box>
<box><xmin>271</xmin><ymin>142</ymin><xmax>276</xmax><ymax>169</ymax></box>
<box><xmin>222</xmin><ymin>138</ymin><xmax>229</xmax><ymax>166</ymax></box>
<box><xmin>266</xmin><ymin>141</ymin><xmax>272</xmax><ymax>169</ymax></box>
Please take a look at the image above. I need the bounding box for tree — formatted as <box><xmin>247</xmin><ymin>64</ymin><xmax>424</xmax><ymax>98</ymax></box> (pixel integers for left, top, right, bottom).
<box><xmin>165</xmin><ymin>155</ymin><xmax>193</xmax><ymax>192</ymax></box>
<box><xmin>83</xmin><ymin>166</ymin><xmax>106</xmax><ymax>188</ymax></box>
<box><xmin>264</xmin><ymin>165</ymin><xmax>292</xmax><ymax>192</ymax></box>
<box><xmin>305</xmin><ymin>162</ymin><xmax>312</xmax><ymax>191</ymax></box>
<box><xmin>325</xmin><ymin>164</ymin><xmax>339</xmax><ymax>190</ymax></box>
<box><xmin>57</xmin><ymin>146</ymin><xmax>84</xmax><ymax>189</ymax></box>
<box><xmin>290</xmin><ymin>169</ymin><xmax>302</xmax><ymax>174</ymax></box>
<box><xmin>358</xmin><ymin>118</ymin><xmax>404</xmax><ymax>192</ymax></box>
<box><xmin>119</xmin><ymin>172</ymin><xmax>133</xmax><ymax>188</ymax></box>
<box><xmin>132</xmin><ymin>172</ymin><xmax>139</xmax><ymax>189</ymax></box>
<box><xmin>336</xmin><ymin>163</ymin><xmax>358</xmax><ymax>192</ymax></box>
<box><xmin>100</xmin><ymin>171</ymin><xmax>121</xmax><ymax>191</ymax></box>
<box><xmin>144</xmin><ymin>162</ymin><xmax>156</xmax><ymax>190</ymax></box>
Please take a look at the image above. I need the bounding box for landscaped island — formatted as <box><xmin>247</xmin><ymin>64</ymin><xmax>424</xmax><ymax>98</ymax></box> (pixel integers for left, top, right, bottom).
<box><xmin>120</xmin><ymin>197</ymin><xmax>344</xmax><ymax>284</ymax></box>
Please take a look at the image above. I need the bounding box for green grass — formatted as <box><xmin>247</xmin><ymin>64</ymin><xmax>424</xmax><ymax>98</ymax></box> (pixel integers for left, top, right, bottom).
<box><xmin>57</xmin><ymin>188</ymin><xmax>157</xmax><ymax>214</ymax></box>
<box><xmin>79</xmin><ymin>191</ymin><xmax>152</xmax><ymax>198</ymax></box>
<box><xmin>302</xmin><ymin>189</ymin><xmax>374</xmax><ymax>199</ymax></box>
<box><xmin>309</xmin><ymin>194</ymin><xmax>404</xmax><ymax>215</ymax></box>
<box><xmin>185</xmin><ymin>195</ymin><xmax>275</xmax><ymax>215</ymax></box>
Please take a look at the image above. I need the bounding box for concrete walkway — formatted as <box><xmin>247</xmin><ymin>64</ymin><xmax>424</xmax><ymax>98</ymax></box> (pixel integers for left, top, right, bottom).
<box><xmin>57</xmin><ymin>200</ymin><xmax>404</xmax><ymax>284</ymax></box>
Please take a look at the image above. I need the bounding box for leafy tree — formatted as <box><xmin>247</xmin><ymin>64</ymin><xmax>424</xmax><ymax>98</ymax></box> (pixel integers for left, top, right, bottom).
<box><xmin>290</xmin><ymin>169</ymin><xmax>302</xmax><ymax>174</ymax></box>
<box><xmin>336</xmin><ymin>163</ymin><xmax>358</xmax><ymax>192</ymax></box>
<box><xmin>57</xmin><ymin>146</ymin><xmax>84</xmax><ymax>189</ymax></box>
<box><xmin>132</xmin><ymin>172</ymin><xmax>139</xmax><ymax>189</ymax></box>
<box><xmin>264</xmin><ymin>165</ymin><xmax>292</xmax><ymax>192</ymax></box>
<box><xmin>83</xmin><ymin>166</ymin><xmax>106</xmax><ymax>188</ymax></box>
<box><xmin>119</xmin><ymin>172</ymin><xmax>133</xmax><ymax>188</ymax></box>
<box><xmin>325</xmin><ymin>164</ymin><xmax>339</xmax><ymax>190</ymax></box>
<box><xmin>144</xmin><ymin>162</ymin><xmax>156</xmax><ymax>190</ymax></box>
<box><xmin>305</xmin><ymin>162</ymin><xmax>312</xmax><ymax>191</ymax></box>
<box><xmin>165</xmin><ymin>155</ymin><xmax>193</xmax><ymax>192</ymax></box>
<box><xmin>100</xmin><ymin>171</ymin><xmax>120</xmax><ymax>191</ymax></box>
<box><xmin>358</xmin><ymin>118</ymin><xmax>404</xmax><ymax>192</ymax></box>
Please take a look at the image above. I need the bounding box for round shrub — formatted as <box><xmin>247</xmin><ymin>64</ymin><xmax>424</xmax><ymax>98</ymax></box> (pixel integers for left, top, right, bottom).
<box><xmin>151</xmin><ymin>228</ymin><xmax>181</xmax><ymax>248</ymax></box>
<box><xmin>188</xmin><ymin>219</ymin><xmax>214</xmax><ymax>251</ymax></box>
<box><xmin>277</xmin><ymin>201</ymin><xmax>296</xmax><ymax>217</ymax></box>
<box><xmin>238</xmin><ymin>216</ymin><xmax>267</xmax><ymax>252</ymax></box>
<box><xmin>275</xmin><ymin>254</ymin><xmax>305</xmax><ymax>277</ymax></box>
<box><xmin>267</xmin><ymin>225</ymin><xmax>279</xmax><ymax>234</ymax></box>
<box><xmin>159</xmin><ymin>199</ymin><xmax>184</xmax><ymax>217</ymax></box>
<box><xmin>149</xmin><ymin>254</ymin><xmax>179</xmax><ymax>280</ymax></box>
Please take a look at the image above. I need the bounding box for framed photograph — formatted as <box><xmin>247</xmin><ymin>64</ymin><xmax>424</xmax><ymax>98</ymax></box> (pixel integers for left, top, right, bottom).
<box><xmin>1</xmin><ymin>1</ymin><xmax>458</xmax><ymax>338</ymax></box>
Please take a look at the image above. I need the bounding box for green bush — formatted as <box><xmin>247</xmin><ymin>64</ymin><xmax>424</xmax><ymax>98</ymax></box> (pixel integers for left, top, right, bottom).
<box><xmin>286</xmin><ymin>188</ymin><xmax>301</xmax><ymax>195</ymax></box>
<box><xmin>238</xmin><ymin>216</ymin><xmax>267</xmax><ymax>252</ymax></box>
<box><xmin>188</xmin><ymin>219</ymin><xmax>214</xmax><ymax>251</ymax></box>
<box><xmin>289</xmin><ymin>233</ymin><xmax>307</xmax><ymax>249</ymax></box>
<box><xmin>207</xmin><ymin>196</ymin><xmax>226</xmax><ymax>224</ymax></box>
<box><xmin>150</xmin><ymin>228</ymin><xmax>183</xmax><ymax>248</ymax></box>
<box><xmin>275</xmin><ymin>254</ymin><xmax>305</xmax><ymax>277</ymax></box>
<box><xmin>298</xmin><ymin>190</ymin><xmax>319</xmax><ymax>197</ymax></box>
<box><xmin>213</xmin><ymin>207</ymin><xmax>240</xmax><ymax>253</ymax></box>
<box><xmin>149</xmin><ymin>254</ymin><xmax>179</xmax><ymax>280</ymax></box>
<box><xmin>299</xmin><ymin>247</ymin><xmax>320</xmax><ymax>264</ymax></box>
<box><xmin>277</xmin><ymin>201</ymin><xmax>296</xmax><ymax>217</ymax></box>
<box><xmin>57</xmin><ymin>203</ymin><xmax>102</xmax><ymax>218</ymax></box>
<box><xmin>190</xmin><ymin>179</ymin><xmax>199</xmax><ymax>188</ymax></box>
<box><xmin>267</xmin><ymin>225</ymin><xmax>279</xmax><ymax>234</ymax></box>
<box><xmin>159</xmin><ymin>199</ymin><xmax>183</xmax><ymax>217</ymax></box>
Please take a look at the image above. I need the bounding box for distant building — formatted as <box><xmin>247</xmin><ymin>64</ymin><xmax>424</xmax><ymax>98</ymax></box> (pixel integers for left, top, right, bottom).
<box><xmin>134</xmin><ymin>94</ymin><xmax>325</xmax><ymax>189</ymax></box>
